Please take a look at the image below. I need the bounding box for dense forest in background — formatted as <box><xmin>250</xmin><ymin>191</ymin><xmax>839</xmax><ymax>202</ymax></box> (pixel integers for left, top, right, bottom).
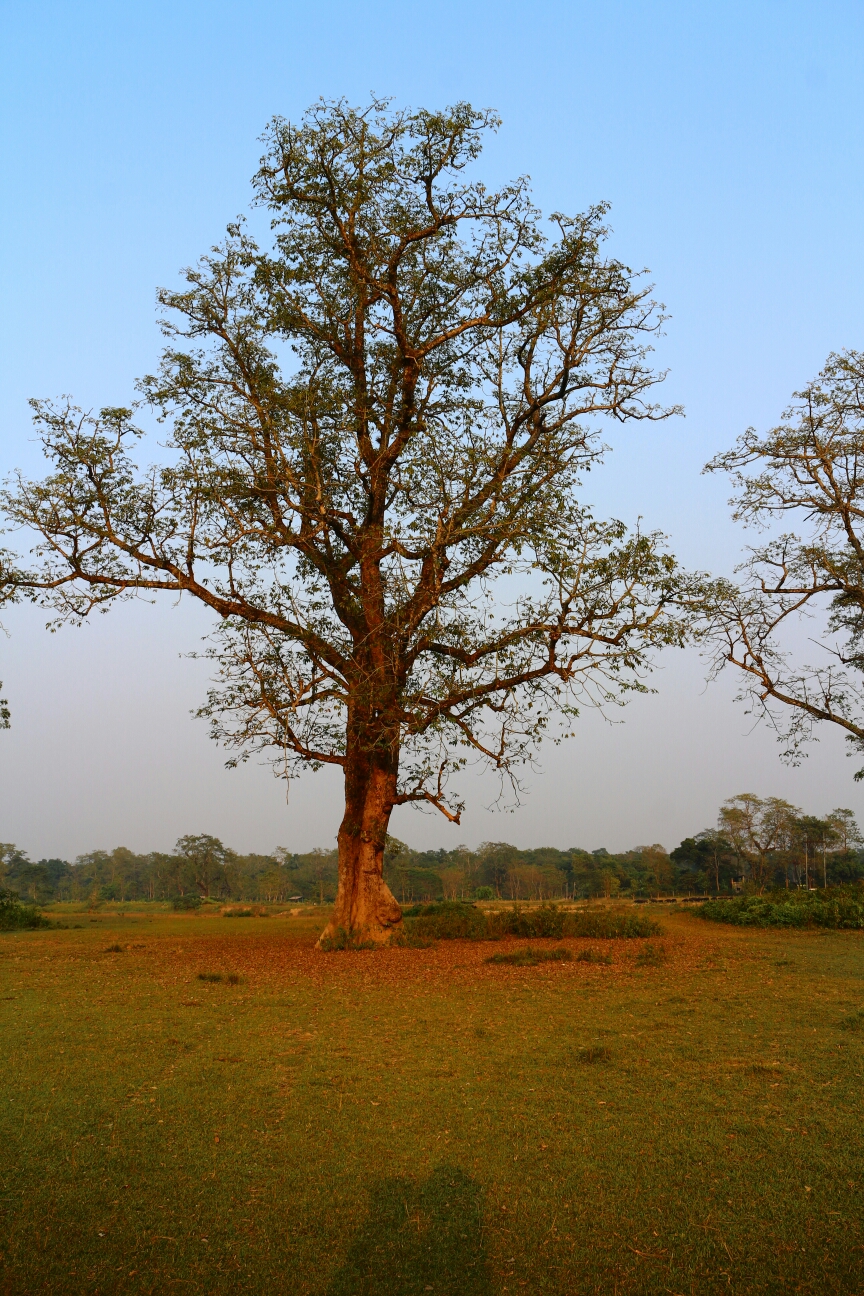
<box><xmin>3</xmin><ymin>804</ymin><xmax>864</xmax><ymax>905</ymax></box>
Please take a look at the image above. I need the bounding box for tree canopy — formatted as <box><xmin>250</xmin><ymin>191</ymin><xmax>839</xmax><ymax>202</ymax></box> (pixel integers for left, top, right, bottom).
<box><xmin>705</xmin><ymin>350</ymin><xmax>864</xmax><ymax>776</ymax></box>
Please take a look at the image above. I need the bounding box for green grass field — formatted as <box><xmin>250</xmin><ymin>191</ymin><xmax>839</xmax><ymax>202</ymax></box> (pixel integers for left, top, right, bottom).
<box><xmin>2</xmin><ymin>905</ymin><xmax>863</xmax><ymax>1294</ymax></box>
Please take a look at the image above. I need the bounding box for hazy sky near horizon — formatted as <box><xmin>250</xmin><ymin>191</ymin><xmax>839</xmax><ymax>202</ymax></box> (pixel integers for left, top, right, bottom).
<box><xmin>2</xmin><ymin>0</ymin><xmax>863</xmax><ymax>861</ymax></box>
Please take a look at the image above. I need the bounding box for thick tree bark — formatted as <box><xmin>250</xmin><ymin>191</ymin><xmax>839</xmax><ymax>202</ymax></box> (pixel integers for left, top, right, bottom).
<box><xmin>317</xmin><ymin>728</ymin><xmax>403</xmax><ymax>946</ymax></box>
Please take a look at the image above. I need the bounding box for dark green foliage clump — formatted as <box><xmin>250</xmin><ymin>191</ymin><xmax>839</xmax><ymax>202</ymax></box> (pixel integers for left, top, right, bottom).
<box><xmin>405</xmin><ymin>902</ymin><xmax>660</xmax><ymax>942</ymax></box>
<box><xmin>223</xmin><ymin>907</ymin><xmax>254</xmax><ymax>918</ymax></box>
<box><xmin>170</xmin><ymin>894</ymin><xmax>202</xmax><ymax>911</ymax></box>
<box><xmin>492</xmin><ymin>904</ymin><xmax>660</xmax><ymax>940</ymax></box>
<box><xmin>566</xmin><ymin>909</ymin><xmax>660</xmax><ymax>938</ymax></box>
<box><xmin>697</xmin><ymin>886</ymin><xmax>864</xmax><ymax>929</ymax></box>
<box><xmin>0</xmin><ymin>889</ymin><xmax>50</xmax><ymax>931</ymax></box>
<box><xmin>105</xmin><ymin>943</ymin><xmax>124</xmax><ymax>953</ymax></box>
<box><xmin>486</xmin><ymin>946</ymin><xmax>573</xmax><ymax>966</ymax></box>
<box><xmin>489</xmin><ymin>904</ymin><xmax>569</xmax><ymax>938</ymax></box>
<box><xmin>197</xmin><ymin>971</ymin><xmax>243</xmax><ymax>984</ymax></box>
<box><xmin>403</xmin><ymin>901</ymin><xmax>489</xmax><ymax>941</ymax></box>
<box><xmin>582</xmin><ymin>910</ymin><xmax>659</xmax><ymax>938</ymax></box>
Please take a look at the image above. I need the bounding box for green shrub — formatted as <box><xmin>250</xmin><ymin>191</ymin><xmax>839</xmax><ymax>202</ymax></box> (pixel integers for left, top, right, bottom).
<box><xmin>697</xmin><ymin>886</ymin><xmax>864</xmax><ymax>929</ymax></box>
<box><xmin>170</xmin><ymin>895</ymin><xmax>201</xmax><ymax>911</ymax></box>
<box><xmin>488</xmin><ymin>904</ymin><xmax>566</xmax><ymax>939</ymax></box>
<box><xmin>489</xmin><ymin>905</ymin><xmax>660</xmax><ymax>940</ymax></box>
<box><xmin>561</xmin><ymin>910</ymin><xmax>660</xmax><ymax>939</ymax></box>
<box><xmin>486</xmin><ymin>946</ymin><xmax>573</xmax><ymax>966</ymax></box>
<box><xmin>474</xmin><ymin>886</ymin><xmax>495</xmax><ymax>900</ymax></box>
<box><xmin>0</xmin><ymin>889</ymin><xmax>50</xmax><ymax>931</ymax></box>
<box><xmin>197</xmin><ymin>970</ymin><xmax>243</xmax><ymax>984</ymax></box>
<box><xmin>403</xmin><ymin>901</ymin><xmax>489</xmax><ymax>941</ymax></box>
<box><xmin>403</xmin><ymin>902</ymin><xmax>660</xmax><ymax>943</ymax></box>
<box><xmin>105</xmin><ymin>943</ymin><xmax>124</xmax><ymax>953</ymax></box>
<box><xmin>223</xmin><ymin>908</ymin><xmax>254</xmax><ymax>918</ymax></box>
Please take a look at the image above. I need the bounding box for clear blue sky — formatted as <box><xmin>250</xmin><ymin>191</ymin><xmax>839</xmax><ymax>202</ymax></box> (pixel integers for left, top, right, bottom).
<box><xmin>2</xmin><ymin>0</ymin><xmax>863</xmax><ymax>859</ymax></box>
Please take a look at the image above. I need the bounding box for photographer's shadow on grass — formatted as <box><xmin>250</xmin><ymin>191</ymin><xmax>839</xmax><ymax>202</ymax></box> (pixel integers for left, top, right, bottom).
<box><xmin>326</xmin><ymin>1165</ymin><xmax>491</xmax><ymax>1296</ymax></box>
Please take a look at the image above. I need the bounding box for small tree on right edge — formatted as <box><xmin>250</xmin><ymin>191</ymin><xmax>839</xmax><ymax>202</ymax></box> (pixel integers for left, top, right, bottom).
<box><xmin>705</xmin><ymin>351</ymin><xmax>864</xmax><ymax>779</ymax></box>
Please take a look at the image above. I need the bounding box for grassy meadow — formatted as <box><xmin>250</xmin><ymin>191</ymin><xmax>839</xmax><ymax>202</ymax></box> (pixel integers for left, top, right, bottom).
<box><xmin>2</xmin><ymin>904</ymin><xmax>863</xmax><ymax>1295</ymax></box>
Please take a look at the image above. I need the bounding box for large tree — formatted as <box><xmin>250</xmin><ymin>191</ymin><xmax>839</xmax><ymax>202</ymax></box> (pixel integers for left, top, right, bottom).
<box><xmin>704</xmin><ymin>351</ymin><xmax>864</xmax><ymax>776</ymax></box>
<box><xmin>1</xmin><ymin>99</ymin><xmax>694</xmax><ymax>944</ymax></box>
<box><xmin>717</xmin><ymin>793</ymin><xmax>798</xmax><ymax>892</ymax></box>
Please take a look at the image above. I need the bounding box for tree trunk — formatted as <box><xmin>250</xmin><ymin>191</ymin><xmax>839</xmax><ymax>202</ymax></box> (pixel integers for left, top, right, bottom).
<box><xmin>317</xmin><ymin>740</ymin><xmax>403</xmax><ymax>947</ymax></box>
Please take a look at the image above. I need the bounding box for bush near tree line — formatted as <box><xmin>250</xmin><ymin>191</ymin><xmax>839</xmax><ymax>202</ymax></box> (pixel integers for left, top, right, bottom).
<box><xmin>698</xmin><ymin>886</ymin><xmax>864</xmax><ymax>929</ymax></box>
<box><xmin>0</xmin><ymin>889</ymin><xmax>51</xmax><ymax>931</ymax></box>
<box><xmin>403</xmin><ymin>901</ymin><xmax>661</xmax><ymax>941</ymax></box>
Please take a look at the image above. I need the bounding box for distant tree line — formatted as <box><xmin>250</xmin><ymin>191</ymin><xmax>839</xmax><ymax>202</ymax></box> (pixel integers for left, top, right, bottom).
<box><xmin>4</xmin><ymin>799</ymin><xmax>859</xmax><ymax>907</ymax></box>
<box><xmin>0</xmin><ymin>835</ymin><xmax>337</xmax><ymax>906</ymax></box>
<box><xmin>672</xmin><ymin>796</ymin><xmax>864</xmax><ymax>894</ymax></box>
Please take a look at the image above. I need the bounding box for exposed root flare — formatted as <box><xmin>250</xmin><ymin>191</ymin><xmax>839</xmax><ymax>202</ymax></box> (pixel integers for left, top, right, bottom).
<box><xmin>316</xmin><ymin>870</ymin><xmax>404</xmax><ymax>950</ymax></box>
<box><xmin>316</xmin><ymin>917</ymin><xmax>404</xmax><ymax>951</ymax></box>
